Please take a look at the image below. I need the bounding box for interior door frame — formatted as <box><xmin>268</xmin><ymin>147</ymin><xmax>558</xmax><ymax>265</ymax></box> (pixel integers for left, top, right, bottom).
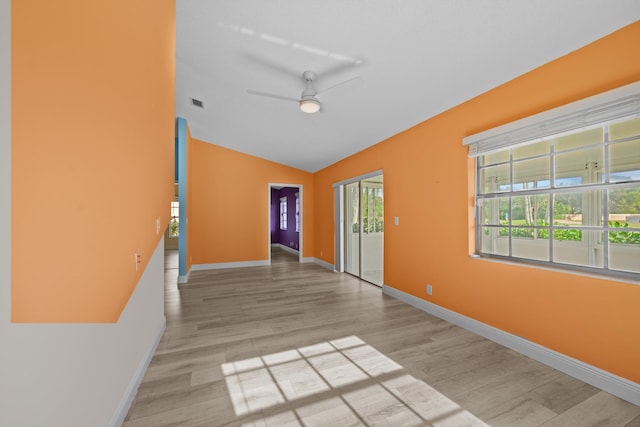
<box><xmin>268</xmin><ymin>183</ymin><xmax>303</xmax><ymax>263</ymax></box>
<box><xmin>332</xmin><ymin>169</ymin><xmax>384</xmax><ymax>273</ymax></box>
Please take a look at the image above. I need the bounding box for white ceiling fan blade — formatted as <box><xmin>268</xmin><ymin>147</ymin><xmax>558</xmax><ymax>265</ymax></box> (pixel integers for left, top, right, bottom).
<box><xmin>317</xmin><ymin>75</ymin><xmax>361</xmax><ymax>95</ymax></box>
<box><xmin>244</xmin><ymin>52</ymin><xmax>300</xmax><ymax>80</ymax></box>
<box><xmin>318</xmin><ymin>57</ymin><xmax>364</xmax><ymax>79</ymax></box>
<box><xmin>247</xmin><ymin>89</ymin><xmax>299</xmax><ymax>103</ymax></box>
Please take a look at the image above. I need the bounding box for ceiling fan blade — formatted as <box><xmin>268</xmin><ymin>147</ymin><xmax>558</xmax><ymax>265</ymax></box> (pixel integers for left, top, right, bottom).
<box><xmin>317</xmin><ymin>75</ymin><xmax>361</xmax><ymax>95</ymax></box>
<box><xmin>318</xmin><ymin>57</ymin><xmax>364</xmax><ymax>79</ymax></box>
<box><xmin>247</xmin><ymin>89</ymin><xmax>299</xmax><ymax>103</ymax></box>
<box><xmin>244</xmin><ymin>52</ymin><xmax>300</xmax><ymax>80</ymax></box>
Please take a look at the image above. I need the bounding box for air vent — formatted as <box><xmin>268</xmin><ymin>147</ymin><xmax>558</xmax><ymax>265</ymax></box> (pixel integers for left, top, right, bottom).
<box><xmin>191</xmin><ymin>98</ymin><xmax>204</xmax><ymax>108</ymax></box>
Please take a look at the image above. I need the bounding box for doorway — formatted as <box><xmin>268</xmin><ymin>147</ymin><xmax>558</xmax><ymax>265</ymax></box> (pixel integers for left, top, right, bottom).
<box><xmin>341</xmin><ymin>172</ymin><xmax>384</xmax><ymax>286</ymax></box>
<box><xmin>269</xmin><ymin>183</ymin><xmax>303</xmax><ymax>263</ymax></box>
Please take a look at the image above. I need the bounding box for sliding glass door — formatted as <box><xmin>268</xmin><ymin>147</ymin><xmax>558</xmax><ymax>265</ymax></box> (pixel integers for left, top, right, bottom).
<box><xmin>344</xmin><ymin>175</ymin><xmax>384</xmax><ymax>286</ymax></box>
<box><xmin>345</xmin><ymin>182</ymin><xmax>360</xmax><ymax>277</ymax></box>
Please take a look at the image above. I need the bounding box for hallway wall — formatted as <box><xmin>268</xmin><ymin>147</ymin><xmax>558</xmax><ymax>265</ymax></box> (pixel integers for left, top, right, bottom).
<box><xmin>187</xmin><ymin>139</ymin><xmax>313</xmax><ymax>266</ymax></box>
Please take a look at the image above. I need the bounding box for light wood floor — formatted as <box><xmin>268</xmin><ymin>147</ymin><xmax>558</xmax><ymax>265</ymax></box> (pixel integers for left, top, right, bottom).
<box><xmin>123</xmin><ymin>248</ymin><xmax>640</xmax><ymax>427</ymax></box>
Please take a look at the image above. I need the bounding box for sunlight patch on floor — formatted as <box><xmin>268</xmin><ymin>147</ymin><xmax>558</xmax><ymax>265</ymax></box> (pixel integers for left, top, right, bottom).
<box><xmin>222</xmin><ymin>335</ymin><xmax>489</xmax><ymax>426</ymax></box>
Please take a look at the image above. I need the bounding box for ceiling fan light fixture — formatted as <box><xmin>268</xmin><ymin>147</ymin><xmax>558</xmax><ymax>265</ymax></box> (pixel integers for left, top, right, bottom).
<box><xmin>299</xmin><ymin>97</ymin><xmax>320</xmax><ymax>114</ymax></box>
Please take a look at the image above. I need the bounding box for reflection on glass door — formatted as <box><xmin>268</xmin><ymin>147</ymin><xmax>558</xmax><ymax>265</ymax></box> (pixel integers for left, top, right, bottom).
<box><xmin>345</xmin><ymin>182</ymin><xmax>360</xmax><ymax>277</ymax></box>
<box><xmin>361</xmin><ymin>180</ymin><xmax>384</xmax><ymax>285</ymax></box>
<box><xmin>344</xmin><ymin>175</ymin><xmax>384</xmax><ymax>286</ymax></box>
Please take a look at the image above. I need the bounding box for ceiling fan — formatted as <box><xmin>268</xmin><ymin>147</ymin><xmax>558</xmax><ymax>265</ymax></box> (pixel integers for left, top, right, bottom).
<box><xmin>247</xmin><ymin>70</ymin><xmax>359</xmax><ymax>114</ymax></box>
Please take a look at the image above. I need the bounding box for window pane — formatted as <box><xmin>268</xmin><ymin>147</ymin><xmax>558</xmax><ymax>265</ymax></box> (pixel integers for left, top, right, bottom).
<box><xmin>609</xmin><ymin>117</ymin><xmax>640</xmax><ymax>140</ymax></box>
<box><xmin>554</xmin><ymin>127</ymin><xmax>602</xmax><ymax>152</ymax></box>
<box><xmin>511</xmin><ymin>194</ymin><xmax>548</xmax><ymax>226</ymax></box>
<box><xmin>553</xmin><ymin>231</ymin><xmax>603</xmax><ymax>268</ymax></box>
<box><xmin>609</xmin><ymin>187</ymin><xmax>640</xmax><ymax>270</ymax></box>
<box><xmin>553</xmin><ymin>190</ymin><xmax>602</xmax><ymax>227</ymax></box>
<box><xmin>608</xmin><ymin>187</ymin><xmax>640</xmax><ymax>219</ymax></box>
<box><xmin>280</xmin><ymin>197</ymin><xmax>287</xmax><ymax>230</ymax></box>
<box><xmin>555</xmin><ymin>147</ymin><xmax>603</xmax><ymax>186</ymax></box>
<box><xmin>170</xmin><ymin>218</ymin><xmax>179</xmax><ymax>237</ymax></box>
<box><xmin>512</xmin><ymin>227</ymin><xmax>549</xmax><ymax>261</ymax></box>
<box><xmin>481</xmin><ymin>197</ymin><xmax>509</xmax><ymax>225</ymax></box>
<box><xmin>482</xmin><ymin>150</ymin><xmax>509</xmax><ymax>166</ymax></box>
<box><xmin>512</xmin><ymin>140</ymin><xmax>550</xmax><ymax>160</ymax></box>
<box><xmin>609</xmin><ymin>231</ymin><xmax>640</xmax><ymax>273</ymax></box>
<box><xmin>479</xmin><ymin>226</ymin><xmax>509</xmax><ymax>256</ymax></box>
<box><xmin>609</xmin><ymin>139</ymin><xmax>640</xmax><ymax>183</ymax></box>
<box><xmin>513</xmin><ymin>157</ymin><xmax>550</xmax><ymax>191</ymax></box>
<box><xmin>480</xmin><ymin>164</ymin><xmax>510</xmax><ymax>194</ymax></box>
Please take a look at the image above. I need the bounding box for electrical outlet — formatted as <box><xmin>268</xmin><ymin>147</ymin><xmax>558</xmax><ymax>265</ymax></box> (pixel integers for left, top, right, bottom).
<box><xmin>135</xmin><ymin>250</ymin><xmax>141</xmax><ymax>272</ymax></box>
<box><xmin>426</xmin><ymin>284</ymin><xmax>433</xmax><ymax>296</ymax></box>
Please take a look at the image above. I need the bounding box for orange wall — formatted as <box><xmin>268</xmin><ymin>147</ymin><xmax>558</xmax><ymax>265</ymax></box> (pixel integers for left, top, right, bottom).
<box><xmin>11</xmin><ymin>0</ymin><xmax>175</xmax><ymax>322</ymax></box>
<box><xmin>189</xmin><ymin>139</ymin><xmax>313</xmax><ymax>265</ymax></box>
<box><xmin>314</xmin><ymin>22</ymin><xmax>640</xmax><ymax>382</ymax></box>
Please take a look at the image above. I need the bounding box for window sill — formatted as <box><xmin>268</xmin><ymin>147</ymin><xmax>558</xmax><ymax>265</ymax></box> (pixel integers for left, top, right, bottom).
<box><xmin>468</xmin><ymin>253</ymin><xmax>640</xmax><ymax>286</ymax></box>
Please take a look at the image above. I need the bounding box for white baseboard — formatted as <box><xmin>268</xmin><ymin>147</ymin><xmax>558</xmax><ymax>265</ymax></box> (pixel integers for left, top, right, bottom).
<box><xmin>109</xmin><ymin>316</ymin><xmax>166</xmax><ymax>427</ymax></box>
<box><xmin>177</xmin><ymin>268</ymin><xmax>190</xmax><ymax>284</ymax></box>
<box><xmin>313</xmin><ymin>258</ymin><xmax>336</xmax><ymax>271</ymax></box>
<box><xmin>276</xmin><ymin>244</ymin><xmax>299</xmax><ymax>256</ymax></box>
<box><xmin>382</xmin><ymin>284</ymin><xmax>640</xmax><ymax>407</ymax></box>
<box><xmin>300</xmin><ymin>257</ymin><xmax>315</xmax><ymax>264</ymax></box>
<box><xmin>191</xmin><ymin>260</ymin><xmax>270</xmax><ymax>271</ymax></box>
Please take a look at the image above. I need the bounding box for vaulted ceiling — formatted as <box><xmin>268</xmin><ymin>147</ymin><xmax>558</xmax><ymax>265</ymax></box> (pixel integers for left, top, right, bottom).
<box><xmin>176</xmin><ymin>1</ymin><xmax>640</xmax><ymax>172</ymax></box>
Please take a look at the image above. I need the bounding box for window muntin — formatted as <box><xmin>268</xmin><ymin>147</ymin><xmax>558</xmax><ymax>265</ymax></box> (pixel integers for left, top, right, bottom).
<box><xmin>476</xmin><ymin>116</ymin><xmax>640</xmax><ymax>278</ymax></box>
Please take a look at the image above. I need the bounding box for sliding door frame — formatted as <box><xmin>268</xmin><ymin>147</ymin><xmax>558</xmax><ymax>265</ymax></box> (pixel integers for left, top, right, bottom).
<box><xmin>332</xmin><ymin>169</ymin><xmax>383</xmax><ymax>274</ymax></box>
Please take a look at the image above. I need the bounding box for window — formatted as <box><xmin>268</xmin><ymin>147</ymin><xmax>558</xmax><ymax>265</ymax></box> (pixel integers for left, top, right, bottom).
<box><xmin>295</xmin><ymin>192</ymin><xmax>300</xmax><ymax>232</ymax></box>
<box><xmin>279</xmin><ymin>196</ymin><xmax>287</xmax><ymax>230</ymax></box>
<box><xmin>465</xmin><ymin>83</ymin><xmax>640</xmax><ymax>279</ymax></box>
<box><xmin>362</xmin><ymin>183</ymin><xmax>384</xmax><ymax>233</ymax></box>
<box><xmin>169</xmin><ymin>200</ymin><xmax>179</xmax><ymax>238</ymax></box>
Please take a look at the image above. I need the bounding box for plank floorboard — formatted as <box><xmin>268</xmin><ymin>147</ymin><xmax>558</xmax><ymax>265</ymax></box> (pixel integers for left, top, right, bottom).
<box><xmin>123</xmin><ymin>248</ymin><xmax>639</xmax><ymax>426</ymax></box>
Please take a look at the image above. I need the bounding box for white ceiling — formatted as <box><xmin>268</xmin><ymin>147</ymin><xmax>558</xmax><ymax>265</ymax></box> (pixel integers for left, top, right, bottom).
<box><xmin>176</xmin><ymin>1</ymin><xmax>640</xmax><ymax>173</ymax></box>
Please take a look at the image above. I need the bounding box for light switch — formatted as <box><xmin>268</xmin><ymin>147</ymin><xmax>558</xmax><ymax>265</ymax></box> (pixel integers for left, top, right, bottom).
<box><xmin>394</xmin><ymin>216</ymin><xmax>399</xmax><ymax>225</ymax></box>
